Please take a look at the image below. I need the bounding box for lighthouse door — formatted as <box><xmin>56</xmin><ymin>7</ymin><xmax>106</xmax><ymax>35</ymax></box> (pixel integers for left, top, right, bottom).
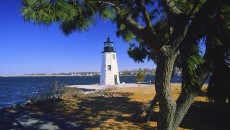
<box><xmin>114</xmin><ymin>75</ymin><xmax>117</xmax><ymax>84</ymax></box>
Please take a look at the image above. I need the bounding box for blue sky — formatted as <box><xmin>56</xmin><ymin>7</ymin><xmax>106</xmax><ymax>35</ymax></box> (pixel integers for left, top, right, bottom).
<box><xmin>0</xmin><ymin>1</ymin><xmax>155</xmax><ymax>75</ymax></box>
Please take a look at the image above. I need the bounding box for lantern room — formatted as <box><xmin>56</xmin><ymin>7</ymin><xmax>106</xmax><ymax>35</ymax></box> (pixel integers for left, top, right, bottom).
<box><xmin>103</xmin><ymin>37</ymin><xmax>114</xmax><ymax>52</ymax></box>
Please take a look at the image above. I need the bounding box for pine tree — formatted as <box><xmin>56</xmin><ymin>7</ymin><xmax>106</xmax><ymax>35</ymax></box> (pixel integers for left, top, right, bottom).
<box><xmin>21</xmin><ymin>0</ymin><xmax>230</xmax><ymax>129</ymax></box>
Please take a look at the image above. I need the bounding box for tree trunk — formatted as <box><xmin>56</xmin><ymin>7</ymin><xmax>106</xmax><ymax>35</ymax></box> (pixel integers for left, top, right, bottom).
<box><xmin>136</xmin><ymin>94</ymin><xmax>158</xmax><ymax>122</ymax></box>
<box><xmin>143</xmin><ymin>94</ymin><xmax>158</xmax><ymax>122</ymax></box>
<box><xmin>172</xmin><ymin>69</ymin><xmax>210</xmax><ymax>129</ymax></box>
<box><xmin>155</xmin><ymin>53</ymin><xmax>209</xmax><ymax>130</ymax></box>
<box><xmin>172</xmin><ymin>87</ymin><xmax>198</xmax><ymax>129</ymax></box>
<box><xmin>155</xmin><ymin>53</ymin><xmax>178</xmax><ymax>130</ymax></box>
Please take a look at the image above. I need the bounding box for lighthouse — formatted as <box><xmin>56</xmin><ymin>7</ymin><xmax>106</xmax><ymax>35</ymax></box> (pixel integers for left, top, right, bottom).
<box><xmin>100</xmin><ymin>37</ymin><xmax>120</xmax><ymax>85</ymax></box>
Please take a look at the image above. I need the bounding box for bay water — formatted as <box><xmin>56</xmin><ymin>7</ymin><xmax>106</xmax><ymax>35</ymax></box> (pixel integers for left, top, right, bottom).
<box><xmin>0</xmin><ymin>75</ymin><xmax>182</xmax><ymax>109</ymax></box>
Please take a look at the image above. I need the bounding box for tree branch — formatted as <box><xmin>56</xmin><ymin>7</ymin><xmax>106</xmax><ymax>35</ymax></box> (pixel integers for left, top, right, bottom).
<box><xmin>188</xmin><ymin>0</ymin><xmax>199</xmax><ymax>17</ymax></box>
<box><xmin>99</xmin><ymin>0</ymin><xmax>164</xmax><ymax>55</ymax></box>
<box><xmin>136</xmin><ymin>0</ymin><xmax>152</xmax><ymax>28</ymax></box>
<box><xmin>169</xmin><ymin>0</ymin><xmax>207</xmax><ymax>54</ymax></box>
<box><xmin>161</xmin><ymin>0</ymin><xmax>183</xmax><ymax>15</ymax></box>
<box><xmin>173</xmin><ymin>62</ymin><xmax>210</xmax><ymax>129</ymax></box>
<box><xmin>160</xmin><ymin>0</ymin><xmax>183</xmax><ymax>20</ymax></box>
<box><xmin>170</xmin><ymin>24</ymin><xmax>189</xmax><ymax>53</ymax></box>
<box><xmin>98</xmin><ymin>1</ymin><xmax>121</xmax><ymax>12</ymax></box>
<box><xmin>122</xmin><ymin>17</ymin><xmax>145</xmax><ymax>39</ymax></box>
<box><xmin>122</xmin><ymin>17</ymin><xmax>165</xmax><ymax>54</ymax></box>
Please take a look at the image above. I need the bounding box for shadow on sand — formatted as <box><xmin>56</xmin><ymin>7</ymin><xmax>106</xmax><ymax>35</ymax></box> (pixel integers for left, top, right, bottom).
<box><xmin>148</xmin><ymin>94</ymin><xmax>230</xmax><ymax>130</ymax></box>
<box><xmin>1</xmin><ymin>92</ymin><xmax>229</xmax><ymax>130</ymax></box>
<box><xmin>0</xmin><ymin>95</ymin><xmax>156</xmax><ymax>130</ymax></box>
<box><xmin>180</xmin><ymin>101</ymin><xmax>230</xmax><ymax>130</ymax></box>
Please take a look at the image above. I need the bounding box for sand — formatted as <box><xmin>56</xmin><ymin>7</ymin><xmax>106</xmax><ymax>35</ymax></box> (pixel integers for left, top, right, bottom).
<box><xmin>1</xmin><ymin>83</ymin><xmax>229</xmax><ymax>130</ymax></box>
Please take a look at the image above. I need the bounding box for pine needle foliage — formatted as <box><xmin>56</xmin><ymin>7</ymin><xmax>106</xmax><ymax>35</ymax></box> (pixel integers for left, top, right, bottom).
<box><xmin>21</xmin><ymin>0</ymin><xmax>230</xmax><ymax>128</ymax></box>
<box><xmin>22</xmin><ymin>0</ymin><xmax>78</xmax><ymax>25</ymax></box>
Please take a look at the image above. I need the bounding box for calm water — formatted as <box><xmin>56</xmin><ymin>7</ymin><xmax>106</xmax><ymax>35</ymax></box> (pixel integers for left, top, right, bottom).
<box><xmin>0</xmin><ymin>75</ymin><xmax>182</xmax><ymax>109</ymax></box>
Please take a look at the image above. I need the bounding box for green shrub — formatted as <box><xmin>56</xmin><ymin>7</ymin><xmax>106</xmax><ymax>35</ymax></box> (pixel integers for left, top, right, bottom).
<box><xmin>26</xmin><ymin>81</ymin><xmax>66</xmax><ymax>104</ymax></box>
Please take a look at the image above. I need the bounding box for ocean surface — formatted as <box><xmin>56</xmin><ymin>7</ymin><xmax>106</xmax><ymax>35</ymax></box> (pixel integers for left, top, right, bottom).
<box><xmin>0</xmin><ymin>75</ymin><xmax>182</xmax><ymax>109</ymax></box>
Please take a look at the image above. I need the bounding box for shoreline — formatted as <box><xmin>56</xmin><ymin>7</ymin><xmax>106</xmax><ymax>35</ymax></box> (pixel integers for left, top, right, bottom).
<box><xmin>0</xmin><ymin>82</ymin><xmax>208</xmax><ymax>110</ymax></box>
<box><xmin>67</xmin><ymin>83</ymin><xmax>153</xmax><ymax>89</ymax></box>
<box><xmin>0</xmin><ymin>75</ymin><xmax>100</xmax><ymax>77</ymax></box>
<box><xmin>1</xmin><ymin>74</ymin><xmax>177</xmax><ymax>77</ymax></box>
<box><xmin>0</xmin><ymin>84</ymin><xmax>217</xmax><ymax>130</ymax></box>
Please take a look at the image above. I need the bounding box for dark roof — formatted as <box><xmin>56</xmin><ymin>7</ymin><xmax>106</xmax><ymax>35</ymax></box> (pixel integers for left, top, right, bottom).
<box><xmin>104</xmin><ymin>37</ymin><xmax>113</xmax><ymax>44</ymax></box>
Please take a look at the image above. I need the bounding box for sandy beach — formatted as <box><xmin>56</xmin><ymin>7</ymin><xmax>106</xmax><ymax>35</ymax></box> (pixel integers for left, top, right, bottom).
<box><xmin>0</xmin><ymin>83</ymin><xmax>229</xmax><ymax>130</ymax></box>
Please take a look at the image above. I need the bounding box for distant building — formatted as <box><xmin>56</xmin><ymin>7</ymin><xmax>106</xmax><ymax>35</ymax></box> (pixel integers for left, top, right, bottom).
<box><xmin>100</xmin><ymin>37</ymin><xmax>120</xmax><ymax>85</ymax></box>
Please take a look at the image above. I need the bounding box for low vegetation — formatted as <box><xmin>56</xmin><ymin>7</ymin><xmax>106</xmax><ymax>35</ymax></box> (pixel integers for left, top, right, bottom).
<box><xmin>26</xmin><ymin>82</ymin><xmax>66</xmax><ymax>105</ymax></box>
<box><xmin>26</xmin><ymin>83</ymin><xmax>122</xmax><ymax>105</ymax></box>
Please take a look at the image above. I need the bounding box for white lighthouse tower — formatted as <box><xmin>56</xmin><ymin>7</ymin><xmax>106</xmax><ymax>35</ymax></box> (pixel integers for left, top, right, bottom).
<box><xmin>100</xmin><ymin>37</ymin><xmax>120</xmax><ymax>85</ymax></box>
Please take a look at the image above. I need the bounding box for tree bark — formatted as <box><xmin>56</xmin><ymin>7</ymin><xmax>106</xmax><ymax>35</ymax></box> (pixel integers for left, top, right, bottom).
<box><xmin>173</xmin><ymin>87</ymin><xmax>198</xmax><ymax>128</ymax></box>
<box><xmin>143</xmin><ymin>94</ymin><xmax>158</xmax><ymax>122</ymax></box>
<box><xmin>155</xmin><ymin>54</ymin><xmax>209</xmax><ymax>130</ymax></box>
<box><xmin>136</xmin><ymin>94</ymin><xmax>158</xmax><ymax>122</ymax></box>
<box><xmin>172</xmin><ymin>67</ymin><xmax>210</xmax><ymax>129</ymax></box>
<box><xmin>155</xmin><ymin>52</ymin><xmax>178</xmax><ymax>130</ymax></box>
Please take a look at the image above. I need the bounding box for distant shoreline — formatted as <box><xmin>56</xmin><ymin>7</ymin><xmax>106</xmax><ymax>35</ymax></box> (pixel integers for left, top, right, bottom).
<box><xmin>0</xmin><ymin>75</ymin><xmax>101</xmax><ymax>77</ymax></box>
<box><xmin>0</xmin><ymin>75</ymin><xmax>162</xmax><ymax>77</ymax></box>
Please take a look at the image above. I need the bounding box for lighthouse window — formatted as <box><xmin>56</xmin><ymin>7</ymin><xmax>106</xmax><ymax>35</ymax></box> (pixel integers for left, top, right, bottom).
<box><xmin>108</xmin><ymin>65</ymin><xmax>111</xmax><ymax>71</ymax></box>
<box><xmin>113</xmin><ymin>54</ymin><xmax>115</xmax><ymax>59</ymax></box>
